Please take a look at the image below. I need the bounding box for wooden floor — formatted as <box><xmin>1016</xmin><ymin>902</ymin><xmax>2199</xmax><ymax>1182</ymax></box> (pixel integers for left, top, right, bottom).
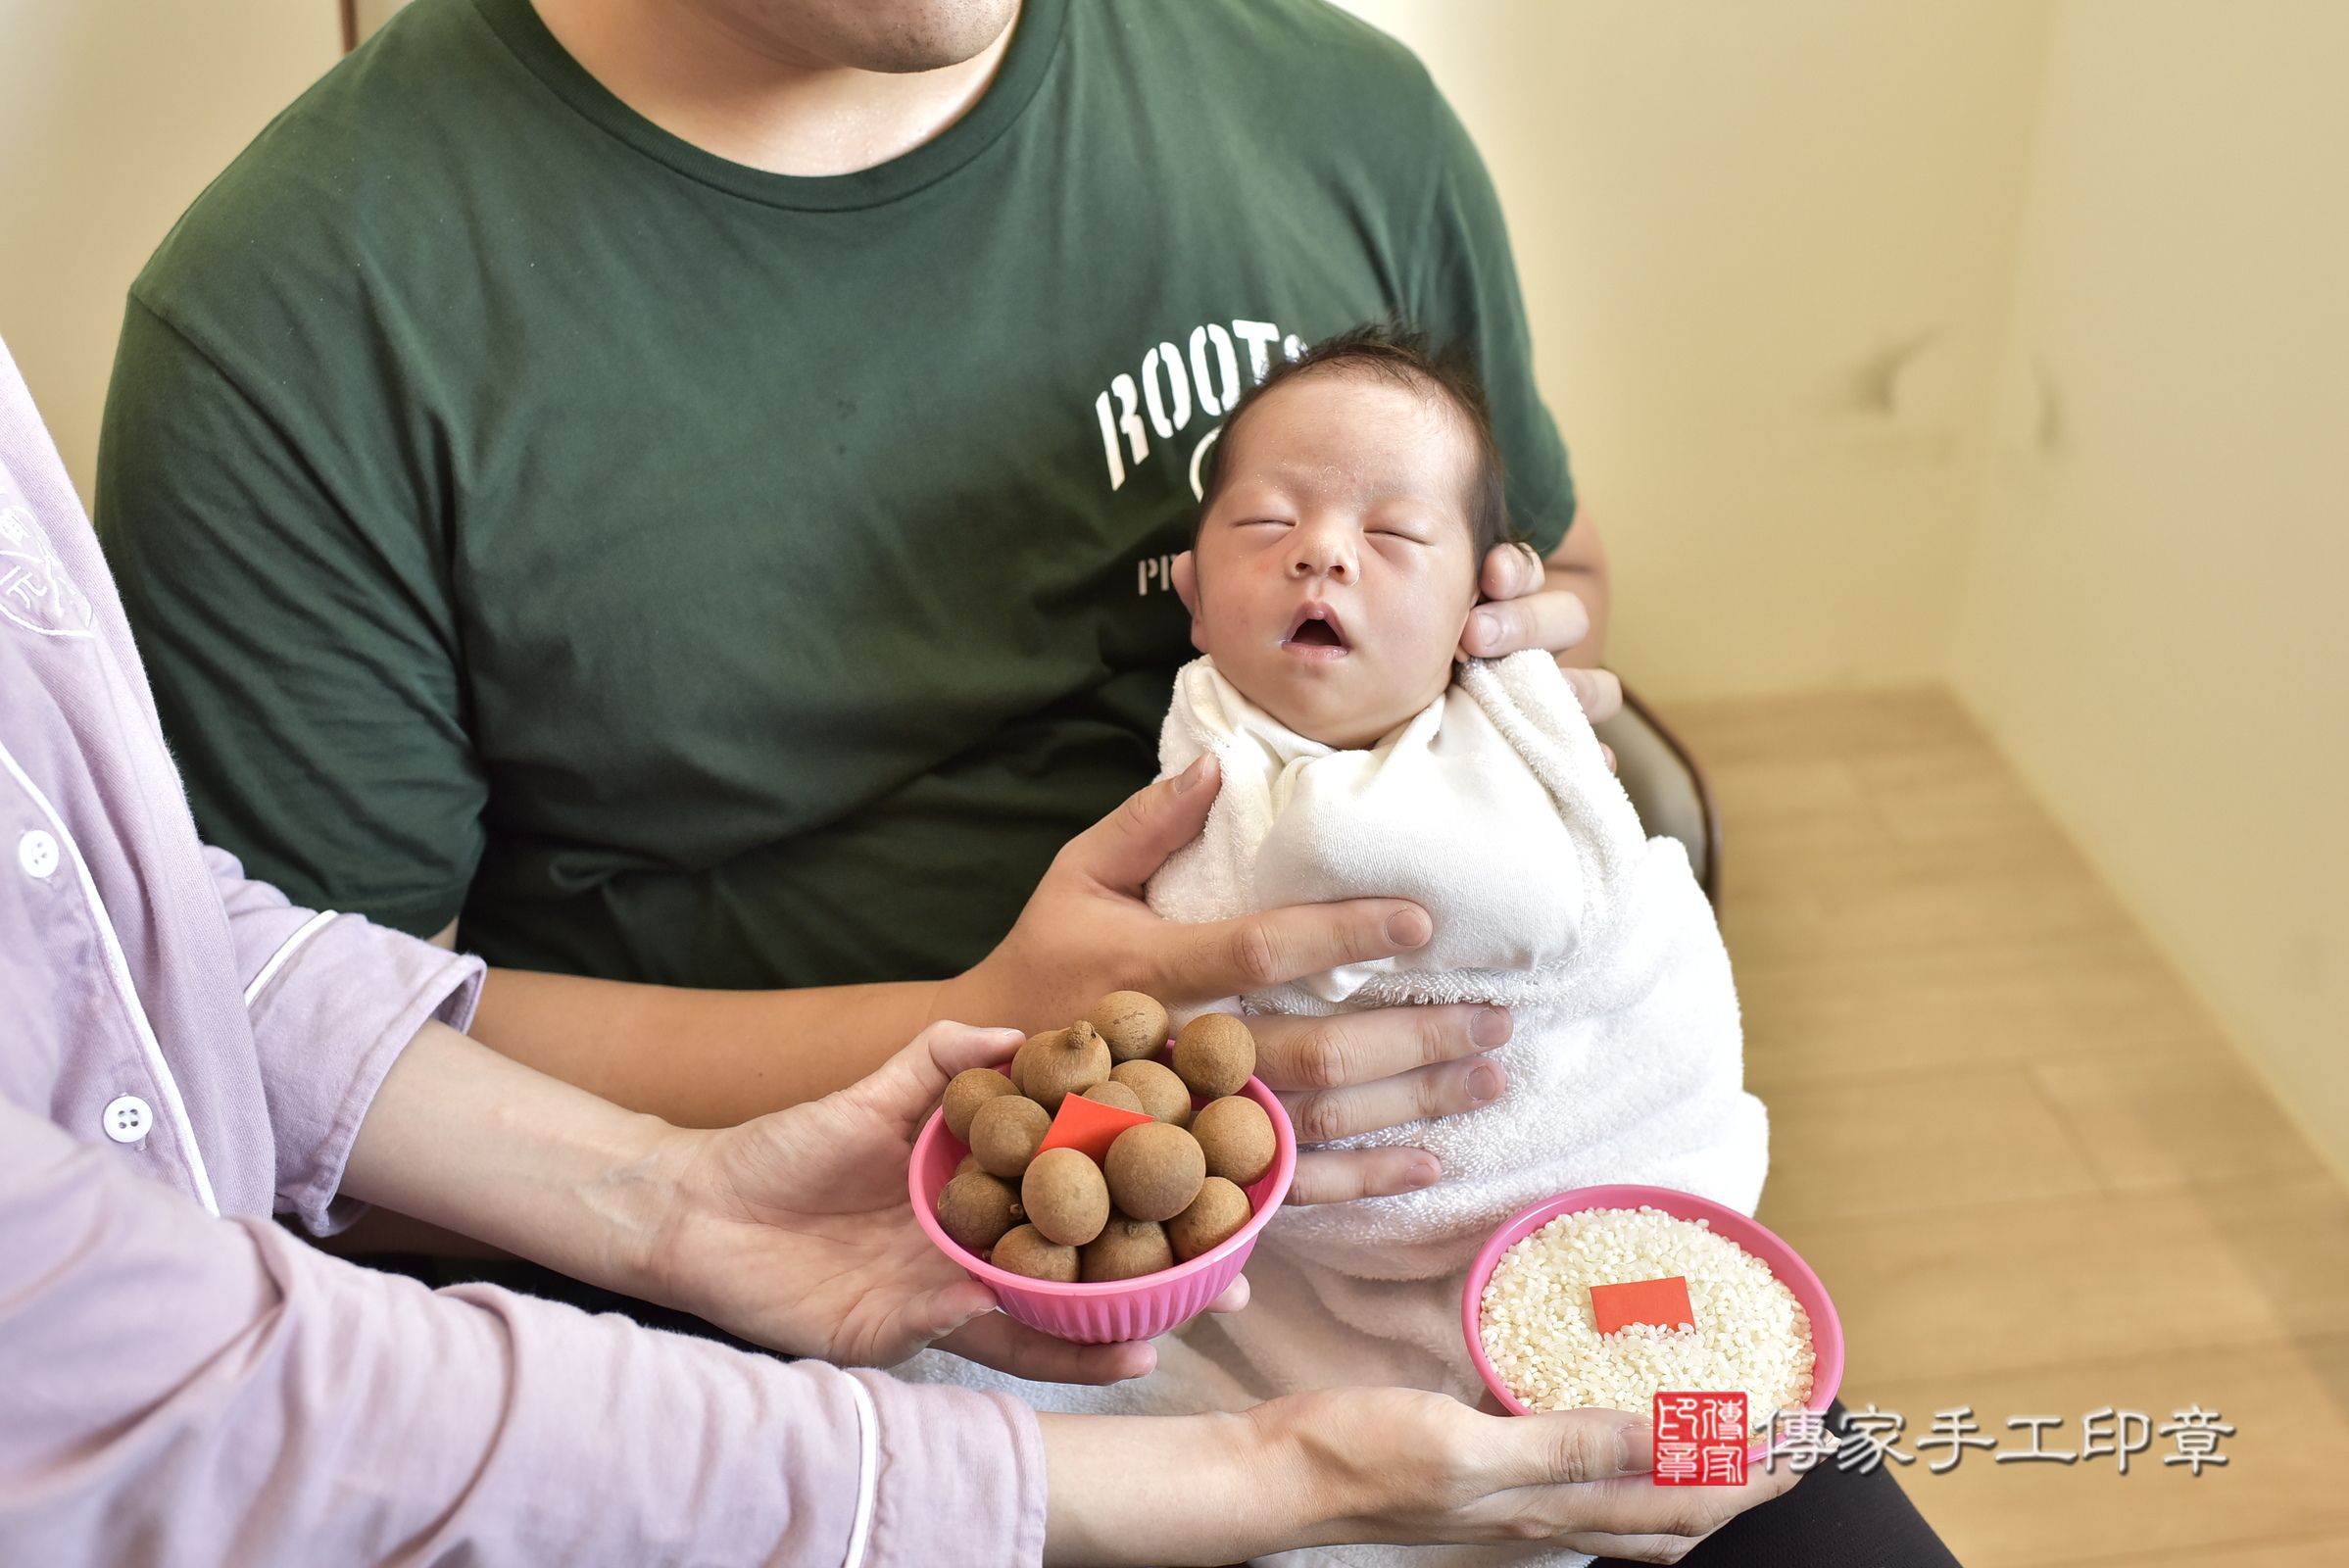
<box><xmin>1658</xmin><ymin>685</ymin><xmax>2349</xmax><ymax>1567</ymax></box>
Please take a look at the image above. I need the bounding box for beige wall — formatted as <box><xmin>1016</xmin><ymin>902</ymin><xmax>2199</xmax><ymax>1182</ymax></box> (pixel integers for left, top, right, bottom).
<box><xmin>1949</xmin><ymin>0</ymin><xmax>2349</xmax><ymax>1177</ymax></box>
<box><xmin>0</xmin><ymin>0</ymin><xmax>338</xmax><ymax>502</ymax></box>
<box><xmin>1352</xmin><ymin>0</ymin><xmax>2349</xmax><ymax>1177</ymax></box>
<box><xmin>1340</xmin><ymin>0</ymin><xmax>2053</xmax><ymax>696</ymax></box>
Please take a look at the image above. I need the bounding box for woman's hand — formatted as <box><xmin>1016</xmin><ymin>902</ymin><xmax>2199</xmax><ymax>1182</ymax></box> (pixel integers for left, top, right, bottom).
<box><xmin>346</xmin><ymin>1019</ymin><xmax>1233</xmax><ymax>1385</ymax></box>
<box><xmin>645</xmin><ymin>1021</ymin><xmax>1239</xmax><ymax>1383</ymax></box>
<box><xmin>1041</xmin><ymin>1388</ymin><xmax>1804</xmax><ymax>1565</ymax></box>
<box><xmin>936</xmin><ymin>758</ymin><xmax>1520</xmax><ymax>1202</ymax></box>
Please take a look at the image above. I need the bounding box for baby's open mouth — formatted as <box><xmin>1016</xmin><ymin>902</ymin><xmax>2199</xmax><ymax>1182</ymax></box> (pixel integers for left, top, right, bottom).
<box><xmin>1284</xmin><ymin>605</ymin><xmax>1348</xmax><ymax>651</ymax></box>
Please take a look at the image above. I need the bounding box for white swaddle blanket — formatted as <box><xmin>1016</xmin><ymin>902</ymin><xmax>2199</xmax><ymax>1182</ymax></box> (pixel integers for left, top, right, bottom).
<box><xmin>898</xmin><ymin>651</ymin><xmax>1767</xmax><ymax>1568</ymax></box>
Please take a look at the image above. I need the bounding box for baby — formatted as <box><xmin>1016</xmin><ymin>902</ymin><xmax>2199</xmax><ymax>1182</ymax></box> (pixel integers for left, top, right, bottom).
<box><xmin>905</xmin><ymin>328</ymin><xmax>1766</xmax><ymax>1562</ymax></box>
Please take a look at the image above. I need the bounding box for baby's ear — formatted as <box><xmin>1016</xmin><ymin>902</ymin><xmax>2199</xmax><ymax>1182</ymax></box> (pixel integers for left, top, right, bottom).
<box><xmin>1171</xmin><ymin>551</ymin><xmax>1207</xmax><ymax>650</ymax></box>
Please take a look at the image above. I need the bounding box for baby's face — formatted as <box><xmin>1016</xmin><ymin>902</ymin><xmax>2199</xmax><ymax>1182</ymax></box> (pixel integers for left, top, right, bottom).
<box><xmin>1175</xmin><ymin>372</ymin><xmax>1482</xmax><ymax>750</ymax></box>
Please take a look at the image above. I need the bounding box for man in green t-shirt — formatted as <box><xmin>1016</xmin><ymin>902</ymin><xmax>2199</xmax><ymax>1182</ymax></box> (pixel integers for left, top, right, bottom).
<box><xmin>99</xmin><ymin>0</ymin><xmax>1612</xmax><ymax>1195</ymax></box>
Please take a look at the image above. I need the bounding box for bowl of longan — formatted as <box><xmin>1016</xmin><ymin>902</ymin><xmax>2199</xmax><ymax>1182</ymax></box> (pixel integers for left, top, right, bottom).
<box><xmin>911</xmin><ymin>993</ymin><xmax>1297</xmax><ymax>1344</ymax></box>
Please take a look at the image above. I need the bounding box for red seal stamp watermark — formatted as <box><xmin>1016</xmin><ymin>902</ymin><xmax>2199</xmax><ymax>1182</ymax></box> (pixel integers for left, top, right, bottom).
<box><xmin>1654</xmin><ymin>1392</ymin><xmax>1748</xmax><ymax>1486</ymax></box>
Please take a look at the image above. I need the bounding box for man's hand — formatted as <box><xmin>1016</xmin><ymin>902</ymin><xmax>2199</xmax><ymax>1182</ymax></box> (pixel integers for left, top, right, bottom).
<box><xmin>938</xmin><ymin>757</ymin><xmax>1516</xmax><ymax>1201</ymax></box>
<box><xmin>1041</xmin><ymin>1388</ymin><xmax>1804</xmax><ymax>1565</ymax></box>
<box><xmin>940</xmin><ymin>753</ymin><xmax>1432</xmax><ymax>1032</ymax></box>
<box><xmin>1461</xmin><ymin>524</ymin><xmax>1622</xmax><ymax>727</ymax></box>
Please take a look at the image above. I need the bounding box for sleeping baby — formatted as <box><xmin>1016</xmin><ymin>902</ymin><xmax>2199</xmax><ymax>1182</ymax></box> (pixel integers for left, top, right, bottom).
<box><xmin>903</xmin><ymin>326</ymin><xmax>1767</xmax><ymax>1563</ymax></box>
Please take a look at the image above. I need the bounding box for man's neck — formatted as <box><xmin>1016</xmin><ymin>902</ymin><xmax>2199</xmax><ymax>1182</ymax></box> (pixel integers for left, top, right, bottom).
<box><xmin>530</xmin><ymin>0</ymin><xmax>1019</xmax><ymax>177</ymax></box>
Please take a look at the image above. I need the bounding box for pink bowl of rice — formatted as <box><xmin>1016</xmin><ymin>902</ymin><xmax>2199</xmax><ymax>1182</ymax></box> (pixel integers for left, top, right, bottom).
<box><xmin>1462</xmin><ymin>1185</ymin><xmax>1843</xmax><ymax>1458</ymax></box>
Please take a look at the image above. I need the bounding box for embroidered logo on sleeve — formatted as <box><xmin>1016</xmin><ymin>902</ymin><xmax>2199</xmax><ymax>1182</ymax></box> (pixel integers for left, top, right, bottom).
<box><xmin>0</xmin><ymin>504</ymin><xmax>95</xmax><ymax>639</ymax></box>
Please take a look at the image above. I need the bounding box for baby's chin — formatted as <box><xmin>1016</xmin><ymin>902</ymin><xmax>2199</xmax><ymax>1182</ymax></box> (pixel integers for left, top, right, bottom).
<box><xmin>1230</xmin><ymin>662</ymin><xmax>1446</xmax><ymax>751</ymax></box>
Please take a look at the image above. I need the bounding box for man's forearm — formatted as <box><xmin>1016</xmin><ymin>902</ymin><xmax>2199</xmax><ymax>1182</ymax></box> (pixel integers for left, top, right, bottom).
<box><xmin>465</xmin><ymin>968</ymin><xmax>948</xmax><ymax>1127</ymax></box>
<box><xmin>1546</xmin><ymin>513</ymin><xmax>1611</xmax><ymax>668</ymax></box>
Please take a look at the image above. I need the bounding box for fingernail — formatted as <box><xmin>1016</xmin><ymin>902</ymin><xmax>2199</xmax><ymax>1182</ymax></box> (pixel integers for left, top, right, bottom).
<box><xmin>1618</xmin><ymin>1419</ymin><xmax>1653</xmax><ymax>1474</ymax></box>
<box><xmin>1386</xmin><ymin>908</ymin><xmax>1432</xmax><ymax>948</ymax></box>
<box><xmin>1469</xmin><ymin>1006</ymin><xmax>1512</xmax><ymax>1050</ymax></box>
<box><xmin>1464</xmin><ymin>1062</ymin><xmax>1502</xmax><ymax>1103</ymax></box>
<box><xmin>1407</xmin><ymin>1154</ymin><xmax>1442</xmax><ymax>1189</ymax></box>
<box><xmin>1469</xmin><ymin>608</ymin><xmax>1498</xmax><ymax>647</ymax></box>
<box><xmin>1172</xmin><ymin>754</ymin><xmax>1210</xmax><ymax>795</ymax></box>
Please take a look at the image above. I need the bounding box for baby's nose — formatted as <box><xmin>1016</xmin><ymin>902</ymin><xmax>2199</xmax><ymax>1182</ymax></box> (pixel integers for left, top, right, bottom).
<box><xmin>1291</xmin><ymin>556</ymin><xmax>1354</xmax><ymax>583</ymax></box>
<box><xmin>1290</xmin><ymin>535</ymin><xmax>1357</xmax><ymax>580</ymax></box>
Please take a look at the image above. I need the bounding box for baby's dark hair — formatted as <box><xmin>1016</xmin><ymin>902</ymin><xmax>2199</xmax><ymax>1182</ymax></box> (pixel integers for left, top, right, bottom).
<box><xmin>1194</xmin><ymin>321</ymin><xmax>1521</xmax><ymax>564</ymax></box>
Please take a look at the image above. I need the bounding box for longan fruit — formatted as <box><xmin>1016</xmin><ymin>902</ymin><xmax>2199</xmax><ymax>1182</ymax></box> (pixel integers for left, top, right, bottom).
<box><xmin>1079</xmin><ymin>1081</ymin><xmax>1147</xmax><ymax>1115</ymax></box>
<box><xmin>1081</xmin><ymin>1214</ymin><xmax>1175</xmax><ymax>1282</ymax></box>
<box><xmin>1192</xmin><ymin>1095</ymin><xmax>1276</xmax><ymax>1186</ymax></box>
<box><xmin>1006</xmin><ymin>1027</ymin><xmax>1061</xmax><ymax>1099</ymax></box>
<box><xmin>935</xmin><ymin>1171</ymin><xmax>1023</xmax><ymax>1255</ymax></box>
<box><xmin>1172</xmin><ymin>1012</ymin><xmax>1255</xmax><ymax>1099</ymax></box>
<box><xmin>953</xmin><ymin>1152</ymin><xmax>983</xmax><ymax>1179</ymax></box>
<box><xmin>990</xmin><ymin>1224</ymin><xmax>1080</xmax><ymax>1283</ymax></box>
<box><xmin>1007</xmin><ymin>1027</ymin><xmax>1063</xmax><ymax>1099</ymax></box>
<box><xmin>969</xmin><ymin>1094</ymin><xmax>1052</xmax><ymax>1179</ymax></box>
<box><xmin>1086</xmin><ymin>991</ymin><xmax>1172</xmax><ymax>1064</ymax></box>
<box><xmin>1168</xmin><ymin>1177</ymin><xmax>1252</xmax><ymax>1261</ymax></box>
<box><xmin>1103</xmin><ymin>1121</ymin><xmax>1206</xmax><ymax>1222</ymax></box>
<box><xmin>943</xmin><ymin>1067</ymin><xmax>1019</xmax><ymax>1143</ymax></box>
<box><xmin>1021</xmin><ymin>1147</ymin><xmax>1111</xmax><ymax>1247</ymax></box>
<box><xmin>1110</xmin><ymin>1058</ymin><xmax>1193</xmax><ymax>1128</ymax></box>
<box><xmin>1014</xmin><ymin>1021</ymin><xmax>1112</xmax><ymax>1112</ymax></box>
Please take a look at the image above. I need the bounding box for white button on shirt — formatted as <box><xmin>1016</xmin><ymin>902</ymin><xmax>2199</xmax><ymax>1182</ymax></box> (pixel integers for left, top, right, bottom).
<box><xmin>19</xmin><ymin>828</ymin><xmax>59</xmax><ymax>879</ymax></box>
<box><xmin>102</xmin><ymin>1095</ymin><xmax>153</xmax><ymax>1144</ymax></box>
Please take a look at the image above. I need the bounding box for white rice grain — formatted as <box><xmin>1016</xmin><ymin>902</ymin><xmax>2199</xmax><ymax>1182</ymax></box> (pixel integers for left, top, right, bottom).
<box><xmin>1478</xmin><ymin>1206</ymin><xmax>1814</xmax><ymax>1431</ymax></box>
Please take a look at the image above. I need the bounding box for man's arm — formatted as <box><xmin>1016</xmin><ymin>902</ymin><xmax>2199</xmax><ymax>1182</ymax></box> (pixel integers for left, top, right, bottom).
<box><xmin>463</xmin><ymin>964</ymin><xmax>942</xmax><ymax>1129</ymax></box>
<box><xmin>442</xmin><ymin>760</ymin><xmax>1501</xmax><ymax>1213</ymax></box>
<box><xmin>1546</xmin><ymin>514</ymin><xmax>1613</xmax><ymax>668</ymax></box>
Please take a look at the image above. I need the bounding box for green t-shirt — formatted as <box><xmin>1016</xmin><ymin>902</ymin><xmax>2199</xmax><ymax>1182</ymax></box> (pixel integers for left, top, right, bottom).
<box><xmin>98</xmin><ymin>0</ymin><xmax>1575</xmax><ymax>989</ymax></box>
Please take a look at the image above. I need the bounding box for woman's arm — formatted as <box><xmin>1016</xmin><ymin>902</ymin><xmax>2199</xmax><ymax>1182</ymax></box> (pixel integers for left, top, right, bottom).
<box><xmin>342</xmin><ymin>1015</ymin><xmax>1167</xmax><ymax>1382</ymax></box>
<box><xmin>1040</xmin><ymin>1392</ymin><xmax>1797</xmax><ymax>1566</ymax></box>
<box><xmin>3</xmin><ymin>1081</ymin><xmax>1788</xmax><ymax>1567</ymax></box>
<box><xmin>338</xmin><ymin>1013</ymin><xmax>1800</xmax><ymax>1561</ymax></box>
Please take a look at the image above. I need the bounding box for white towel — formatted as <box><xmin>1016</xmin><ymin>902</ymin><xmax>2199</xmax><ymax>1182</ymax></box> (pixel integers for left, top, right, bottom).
<box><xmin>897</xmin><ymin>652</ymin><xmax>1767</xmax><ymax>1568</ymax></box>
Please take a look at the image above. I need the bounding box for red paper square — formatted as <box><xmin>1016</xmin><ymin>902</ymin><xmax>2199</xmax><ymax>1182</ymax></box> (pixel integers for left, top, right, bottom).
<box><xmin>1590</xmin><ymin>1275</ymin><xmax>1695</xmax><ymax>1336</ymax></box>
<box><xmin>1654</xmin><ymin>1393</ymin><xmax>1748</xmax><ymax>1487</ymax></box>
<box><xmin>1035</xmin><ymin>1093</ymin><xmax>1154</xmax><ymax>1165</ymax></box>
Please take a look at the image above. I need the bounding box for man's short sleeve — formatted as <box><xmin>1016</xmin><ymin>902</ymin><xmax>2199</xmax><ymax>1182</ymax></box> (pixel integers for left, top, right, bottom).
<box><xmin>1408</xmin><ymin>89</ymin><xmax>1579</xmax><ymax>556</ymax></box>
<box><xmin>99</xmin><ymin>300</ymin><xmax>484</xmax><ymax>938</ymax></box>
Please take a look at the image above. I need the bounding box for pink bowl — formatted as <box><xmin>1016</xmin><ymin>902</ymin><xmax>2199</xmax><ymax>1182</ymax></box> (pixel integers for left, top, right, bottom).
<box><xmin>911</xmin><ymin>1072</ymin><xmax>1297</xmax><ymax>1344</ymax></box>
<box><xmin>1460</xmin><ymin>1185</ymin><xmax>1843</xmax><ymax>1458</ymax></box>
